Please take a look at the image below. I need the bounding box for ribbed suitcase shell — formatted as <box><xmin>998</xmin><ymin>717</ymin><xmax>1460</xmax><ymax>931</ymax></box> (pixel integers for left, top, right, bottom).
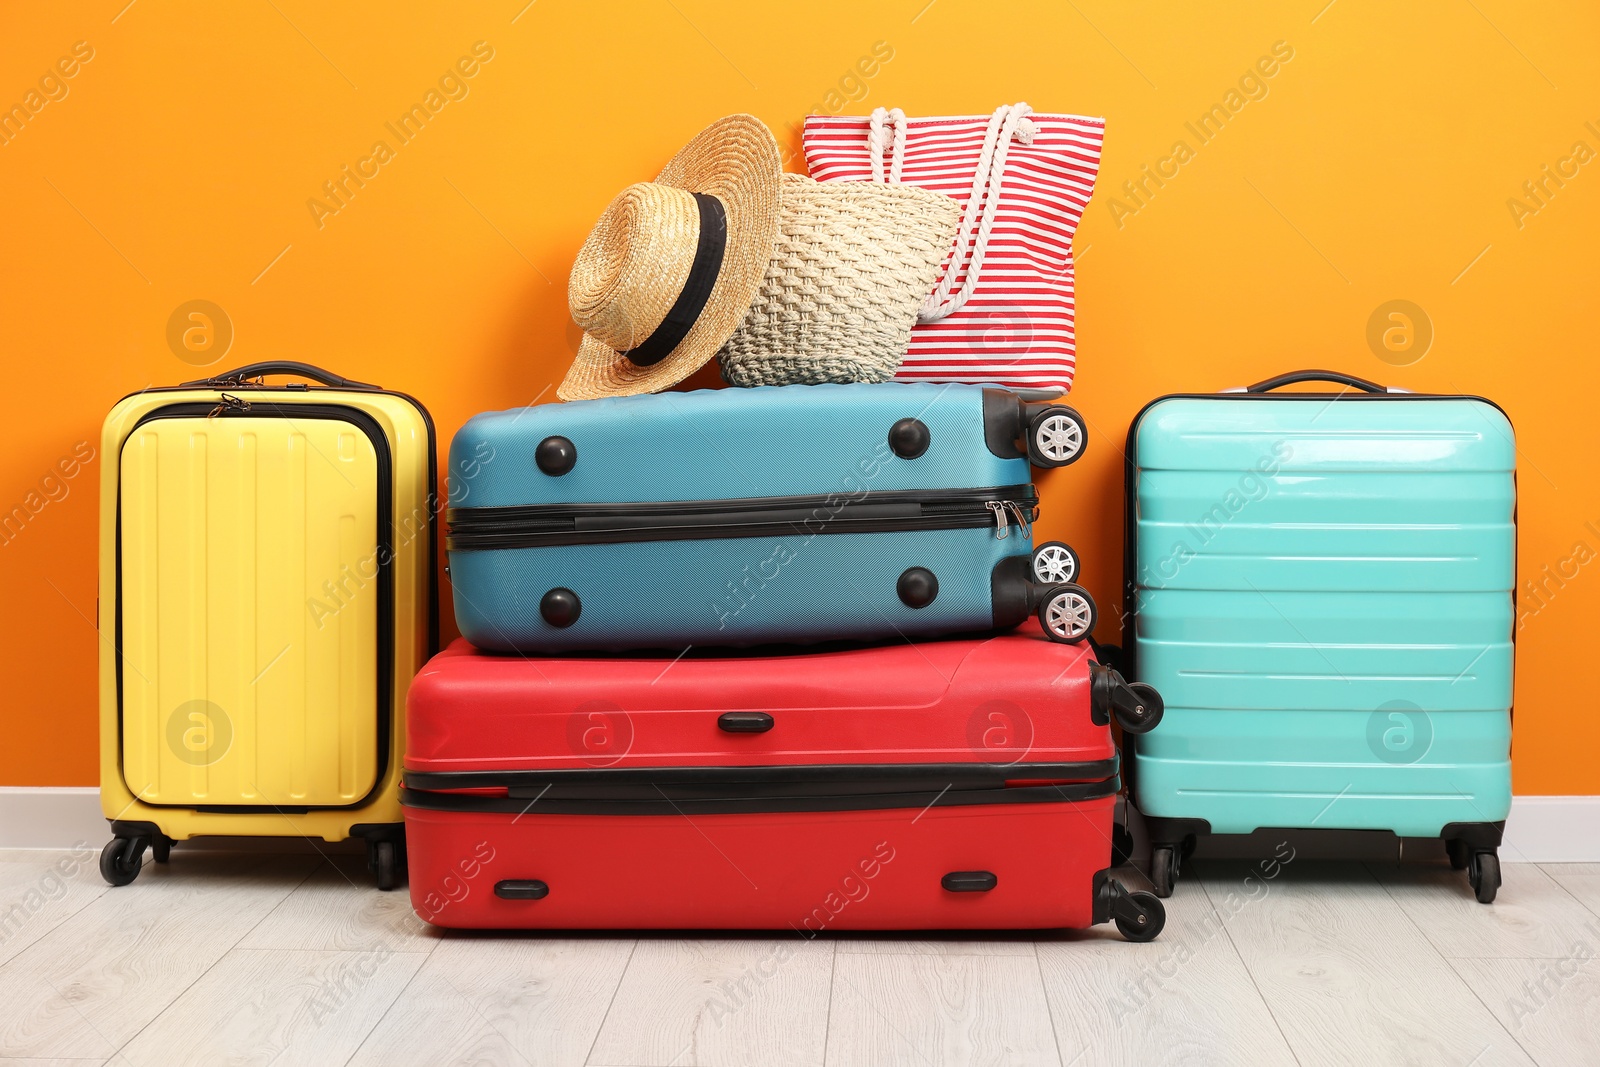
<box><xmin>403</xmin><ymin>633</ymin><xmax>1124</xmax><ymax>930</ymax></box>
<box><xmin>446</xmin><ymin>383</ymin><xmax>1039</xmax><ymax>652</ymax></box>
<box><xmin>1127</xmin><ymin>386</ymin><xmax>1515</xmax><ymax>839</ymax></box>
<box><xmin>99</xmin><ymin>368</ymin><xmax>435</xmax><ymax>850</ymax></box>
<box><xmin>118</xmin><ymin>416</ymin><xmax>383</xmax><ymax>806</ymax></box>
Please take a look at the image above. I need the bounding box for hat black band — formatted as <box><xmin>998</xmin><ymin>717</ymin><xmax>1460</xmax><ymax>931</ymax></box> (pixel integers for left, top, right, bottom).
<box><xmin>620</xmin><ymin>192</ymin><xmax>728</xmax><ymax>368</ymax></box>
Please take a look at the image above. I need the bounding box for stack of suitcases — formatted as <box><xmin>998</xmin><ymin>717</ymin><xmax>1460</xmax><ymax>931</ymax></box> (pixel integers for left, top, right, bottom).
<box><xmin>398</xmin><ymin>105</ymin><xmax>1172</xmax><ymax>941</ymax></box>
<box><xmin>408</xmin><ymin>383</ymin><xmax>1168</xmax><ymax>940</ymax></box>
<box><xmin>94</xmin><ymin>104</ymin><xmax>1516</xmax><ymax>934</ymax></box>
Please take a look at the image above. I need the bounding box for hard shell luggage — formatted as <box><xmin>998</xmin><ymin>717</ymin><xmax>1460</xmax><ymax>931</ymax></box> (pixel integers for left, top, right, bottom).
<box><xmin>402</xmin><ymin>631</ymin><xmax>1166</xmax><ymax>938</ymax></box>
<box><xmin>98</xmin><ymin>362</ymin><xmax>437</xmax><ymax>888</ymax></box>
<box><xmin>446</xmin><ymin>382</ymin><xmax>1098</xmax><ymax>653</ymax></box>
<box><xmin>1124</xmin><ymin>370</ymin><xmax>1515</xmax><ymax>902</ymax></box>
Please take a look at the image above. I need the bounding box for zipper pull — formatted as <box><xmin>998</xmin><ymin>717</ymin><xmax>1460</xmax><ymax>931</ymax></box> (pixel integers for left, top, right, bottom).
<box><xmin>207</xmin><ymin>393</ymin><xmax>252</xmax><ymax>418</ymax></box>
<box><xmin>986</xmin><ymin>500</ymin><xmax>1010</xmax><ymax>540</ymax></box>
<box><xmin>1006</xmin><ymin>501</ymin><xmax>1032</xmax><ymax>539</ymax></box>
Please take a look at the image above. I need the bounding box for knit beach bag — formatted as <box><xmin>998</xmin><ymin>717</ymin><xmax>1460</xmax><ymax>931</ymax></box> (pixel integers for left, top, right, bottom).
<box><xmin>803</xmin><ymin>103</ymin><xmax>1105</xmax><ymax>392</ymax></box>
<box><xmin>718</xmin><ymin>174</ymin><xmax>961</xmax><ymax>387</ymax></box>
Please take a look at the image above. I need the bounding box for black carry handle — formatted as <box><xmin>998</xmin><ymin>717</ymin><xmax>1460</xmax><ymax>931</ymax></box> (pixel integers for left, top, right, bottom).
<box><xmin>181</xmin><ymin>361</ymin><xmax>379</xmax><ymax>390</ymax></box>
<box><xmin>1245</xmin><ymin>369</ymin><xmax>1388</xmax><ymax>394</ymax></box>
<box><xmin>717</xmin><ymin>712</ymin><xmax>775</xmax><ymax>734</ymax></box>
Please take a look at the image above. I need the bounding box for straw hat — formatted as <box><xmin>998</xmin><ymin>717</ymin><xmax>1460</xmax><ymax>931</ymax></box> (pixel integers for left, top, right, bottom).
<box><xmin>718</xmin><ymin>174</ymin><xmax>961</xmax><ymax>387</ymax></box>
<box><xmin>559</xmin><ymin>114</ymin><xmax>782</xmax><ymax>401</ymax></box>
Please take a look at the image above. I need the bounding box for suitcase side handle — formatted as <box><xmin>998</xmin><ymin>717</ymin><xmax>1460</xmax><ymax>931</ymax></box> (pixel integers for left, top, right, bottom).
<box><xmin>717</xmin><ymin>712</ymin><xmax>775</xmax><ymax>734</ymax></box>
<box><xmin>181</xmin><ymin>361</ymin><xmax>380</xmax><ymax>390</ymax></box>
<box><xmin>1242</xmin><ymin>369</ymin><xmax>1390</xmax><ymax>394</ymax></box>
<box><xmin>942</xmin><ymin>870</ymin><xmax>998</xmax><ymax>893</ymax></box>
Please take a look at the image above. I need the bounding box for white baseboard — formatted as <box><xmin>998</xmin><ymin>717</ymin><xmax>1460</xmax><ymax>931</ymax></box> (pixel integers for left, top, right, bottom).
<box><xmin>1501</xmin><ymin>796</ymin><xmax>1600</xmax><ymax>863</ymax></box>
<box><xmin>1</xmin><ymin>787</ymin><xmax>1596</xmax><ymax>860</ymax></box>
<box><xmin>0</xmin><ymin>787</ymin><xmax>104</xmax><ymax>850</ymax></box>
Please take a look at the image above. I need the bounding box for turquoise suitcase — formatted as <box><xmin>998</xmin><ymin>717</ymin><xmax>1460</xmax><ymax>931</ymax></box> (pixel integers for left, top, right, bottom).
<box><xmin>1125</xmin><ymin>371</ymin><xmax>1515</xmax><ymax>902</ymax></box>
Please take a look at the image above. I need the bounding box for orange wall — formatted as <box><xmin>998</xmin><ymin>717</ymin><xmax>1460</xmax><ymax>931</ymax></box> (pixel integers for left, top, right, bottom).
<box><xmin>1</xmin><ymin>1</ymin><xmax>1595</xmax><ymax>793</ymax></box>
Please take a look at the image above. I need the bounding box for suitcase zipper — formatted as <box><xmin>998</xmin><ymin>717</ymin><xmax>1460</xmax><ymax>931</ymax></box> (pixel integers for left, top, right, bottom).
<box><xmin>116</xmin><ymin>400</ymin><xmax>399</xmax><ymax>813</ymax></box>
<box><xmin>983</xmin><ymin>500</ymin><xmax>1035</xmax><ymax>541</ymax></box>
<box><xmin>447</xmin><ymin>485</ymin><xmax>1040</xmax><ymax>551</ymax></box>
<box><xmin>985</xmin><ymin>500</ymin><xmax>1011</xmax><ymax>539</ymax></box>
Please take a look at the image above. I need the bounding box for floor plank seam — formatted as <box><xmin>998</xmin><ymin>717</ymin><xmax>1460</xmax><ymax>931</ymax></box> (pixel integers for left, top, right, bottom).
<box><xmin>0</xmin><ymin>882</ymin><xmax>110</xmax><ymax>977</ymax></box>
<box><xmin>583</xmin><ymin>938</ymin><xmax>639</xmax><ymax>1067</ymax></box>
<box><xmin>1536</xmin><ymin>862</ymin><xmax>1600</xmax><ymax>926</ymax></box>
<box><xmin>337</xmin><ymin>933</ymin><xmax>439</xmax><ymax>1067</ymax></box>
<box><xmin>432</xmin><ymin>966</ymin><xmax>527</xmax><ymax>1066</ymax></box>
<box><xmin>1030</xmin><ymin>941</ymin><xmax>1069</xmax><ymax>1067</ymax></box>
<box><xmin>106</xmin><ymin>855</ymin><xmax>326</xmax><ymax>1063</ymax></box>
<box><xmin>1193</xmin><ymin>860</ymin><xmax>1306</xmax><ymax>1067</ymax></box>
<box><xmin>1365</xmin><ymin>861</ymin><xmax>1545</xmax><ymax>1067</ymax></box>
<box><xmin>820</xmin><ymin>939</ymin><xmax>838</xmax><ymax>1067</ymax></box>
<box><xmin>33</xmin><ymin>970</ymin><xmax>143</xmax><ymax>1065</ymax></box>
<box><xmin>830</xmin><ymin>965</ymin><xmax>939</xmax><ymax>1067</ymax></box>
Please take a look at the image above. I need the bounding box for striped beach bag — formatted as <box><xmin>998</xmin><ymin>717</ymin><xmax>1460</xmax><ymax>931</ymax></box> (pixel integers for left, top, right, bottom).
<box><xmin>804</xmin><ymin>103</ymin><xmax>1104</xmax><ymax>393</ymax></box>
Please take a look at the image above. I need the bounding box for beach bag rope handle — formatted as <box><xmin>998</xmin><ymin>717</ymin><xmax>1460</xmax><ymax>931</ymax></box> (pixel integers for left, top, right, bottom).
<box><xmin>869</xmin><ymin>102</ymin><xmax>1038</xmax><ymax>323</ymax></box>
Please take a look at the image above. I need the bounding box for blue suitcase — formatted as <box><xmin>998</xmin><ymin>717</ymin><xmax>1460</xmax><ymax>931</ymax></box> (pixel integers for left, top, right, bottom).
<box><xmin>446</xmin><ymin>383</ymin><xmax>1097</xmax><ymax>652</ymax></box>
<box><xmin>1124</xmin><ymin>371</ymin><xmax>1515</xmax><ymax>902</ymax></box>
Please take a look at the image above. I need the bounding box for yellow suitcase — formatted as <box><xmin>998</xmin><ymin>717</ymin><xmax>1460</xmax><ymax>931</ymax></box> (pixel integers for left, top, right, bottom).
<box><xmin>98</xmin><ymin>362</ymin><xmax>436</xmax><ymax>889</ymax></box>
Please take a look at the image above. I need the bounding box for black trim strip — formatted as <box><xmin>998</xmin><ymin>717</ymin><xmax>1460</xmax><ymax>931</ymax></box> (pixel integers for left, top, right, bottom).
<box><xmin>401</xmin><ymin>778</ymin><xmax>1120</xmax><ymax>816</ymax></box>
<box><xmin>619</xmin><ymin>192</ymin><xmax>727</xmax><ymax>367</ymax></box>
<box><xmin>447</xmin><ymin>485</ymin><xmax>1039</xmax><ymax>552</ymax></box>
<box><xmin>116</xmin><ymin>402</ymin><xmax>396</xmax><ymax>813</ymax></box>
<box><xmin>403</xmin><ymin>759</ymin><xmax>1119</xmax><ymax>797</ymax></box>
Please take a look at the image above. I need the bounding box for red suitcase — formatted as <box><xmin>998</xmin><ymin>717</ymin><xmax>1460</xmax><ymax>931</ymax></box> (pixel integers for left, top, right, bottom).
<box><xmin>402</xmin><ymin>631</ymin><xmax>1166</xmax><ymax>940</ymax></box>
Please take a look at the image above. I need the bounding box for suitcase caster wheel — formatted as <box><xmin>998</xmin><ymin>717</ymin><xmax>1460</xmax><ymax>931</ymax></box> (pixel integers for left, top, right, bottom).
<box><xmin>1039</xmin><ymin>584</ymin><xmax>1096</xmax><ymax>644</ymax></box>
<box><xmin>1031</xmin><ymin>541</ymin><xmax>1080</xmax><ymax>584</ymax></box>
<box><xmin>1446</xmin><ymin>839</ymin><xmax>1470</xmax><ymax>870</ymax></box>
<box><xmin>369</xmin><ymin>840</ymin><xmax>399</xmax><ymax>891</ymax></box>
<box><xmin>1114</xmin><ymin>891</ymin><xmax>1166</xmax><ymax>943</ymax></box>
<box><xmin>1468</xmin><ymin>850</ymin><xmax>1500</xmax><ymax>904</ymax></box>
<box><xmin>1117</xmin><ymin>682</ymin><xmax>1164</xmax><ymax>734</ymax></box>
<box><xmin>151</xmin><ymin>835</ymin><xmax>173</xmax><ymax>864</ymax></box>
<box><xmin>100</xmin><ymin>837</ymin><xmax>147</xmax><ymax>887</ymax></box>
<box><xmin>1027</xmin><ymin>406</ymin><xmax>1087</xmax><ymax>468</ymax></box>
<box><xmin>1149</xmin><ymin>844</ymin><xmax>1180</xmax><ymax>898</ymax></box>
<box><xmin>1112</xmin><ymin>822</ymin><xmax>1134</xmax><ymax>868</ymax></box>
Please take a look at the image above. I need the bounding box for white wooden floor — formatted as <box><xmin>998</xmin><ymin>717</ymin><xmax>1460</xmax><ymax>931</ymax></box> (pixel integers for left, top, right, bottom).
<box><xmin>0</xmin><ymin>848</ymin><xmax>1596</xmax><ymax>1066</ymax></box>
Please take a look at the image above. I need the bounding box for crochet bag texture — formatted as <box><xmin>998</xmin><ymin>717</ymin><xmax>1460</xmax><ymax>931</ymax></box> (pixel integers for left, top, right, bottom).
<box><xmin>718</xmin><ymin>174</ymin><xmax>960</xmax><ymax>387</ymax></box>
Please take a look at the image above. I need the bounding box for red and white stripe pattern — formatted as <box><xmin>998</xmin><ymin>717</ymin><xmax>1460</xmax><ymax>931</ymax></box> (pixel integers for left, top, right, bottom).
<box><xmin>804</xmin><ymin>110</ymin><xmax>1104</xmax><ymax>392</ymax></box>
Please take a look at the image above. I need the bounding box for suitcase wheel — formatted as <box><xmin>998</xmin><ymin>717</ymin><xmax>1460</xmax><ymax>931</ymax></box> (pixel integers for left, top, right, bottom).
<box><xmin>1468</xmin><ymin>850</ymin><xmax>1500</xmax><ymax>904</ymax></box>
<box><xmin>1149</xmin><ymin>844</ymin><xmax>1180</xmax><ymax>898</ymax></box>
<box><xmin>1097</xmin><ymin>875</ymin><xmax>1167</xmax><ymax>942</ymax></box>
<box><xmin>1038</xmin><ymin>584</ymin><xmax>1096</xmax><ymax>643</ymax></box>
<box><xmin>1026</xmin><ymin>405</ymin><xmax>1087</xmax><ymax>468</ymax></box>
<box><xmin>100</xmin><ymin>836</ymin><xmax>148</xmax><ymax>887</ymax></box>
<box><xmin>1031</xmin><ymin>541</ymin><xmax>1080</xmax><ymax>585</ymax></box>
<box><xmin>151</xmin><ymin>834</ymin><xmax>174</xmax><ymax>864</ymax></box>
<box><xmin>1115</xmin><ymin>890</ymin><xmax>1166</xmax><ymax>943</ymax></box>
<box><xmin>368</xmin><ymin>839</ymin><xmax>400</xmax><ymax>892</ymax></box>
<box><xmin>1119</xmin><ymin>683</ymin><xmax>1164</xmax><ymax>734</ymax></box>
<box><xmin>1112</xmin><ymin>822</ymin><xmax>1134</xmax><ymax>868</ymax></box>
